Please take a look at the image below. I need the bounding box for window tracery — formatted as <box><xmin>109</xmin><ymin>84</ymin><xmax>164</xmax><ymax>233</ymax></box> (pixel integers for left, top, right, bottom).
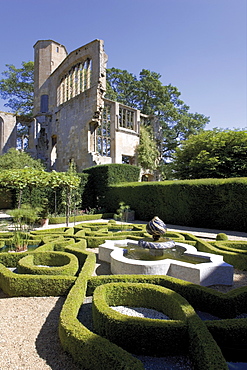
<box><xmin>57</xmin><ymin>58</ymin><xmax>92</xmax><ymax>106</ymax></box>
<box><xmin>97</xmin><ymin>104</ymin><xmax>111</xmax><ymax>156</ymax></box>
<box><xmin>119</xmin><ymin>107</ymin><xmax>134</xmax><ymax>130</ymax></box>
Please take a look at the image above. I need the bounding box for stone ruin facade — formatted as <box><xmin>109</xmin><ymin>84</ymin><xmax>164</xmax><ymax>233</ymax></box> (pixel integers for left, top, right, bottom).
<box><xmin>0</xmin><ymin>112</ymin><xmax>16</xmax><ymax>155</ymax></box>
<box><xmin>0</xmin><ymin>39</ymin><xmax>159</xmax><ymax>180</ymax></box>
<box><xmin>28</xmin><ymin>39</ymin><xmax>148</xmax><ymax>173</ymax></box>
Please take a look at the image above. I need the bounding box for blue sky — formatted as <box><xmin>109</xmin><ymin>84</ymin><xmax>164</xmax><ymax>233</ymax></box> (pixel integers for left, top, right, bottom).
<box><xmin>0</xmin><ymin>0</ymin><xmax>246</xmax><ymax>130</ymax></box>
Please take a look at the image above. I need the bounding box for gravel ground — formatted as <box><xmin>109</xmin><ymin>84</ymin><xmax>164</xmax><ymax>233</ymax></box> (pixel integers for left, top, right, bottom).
<box><xmin>0</xmin><ymin>294</ymin><xmax>83</xmax><ymax>370</ymax></box>
<box><xmin>0</xmin><ymin>260</ymin><xmax>247</xmax><ymax>369</ymax></box>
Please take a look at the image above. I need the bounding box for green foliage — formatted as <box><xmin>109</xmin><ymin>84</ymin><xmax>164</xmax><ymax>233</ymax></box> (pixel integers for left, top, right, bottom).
<box><xmin>9</xmin><ymin>204</ymin><xmax>41</xmax><ymax>229</ymax></box>
<box><xmin>0</xmin><ymin>149</ymin><xmax>49</xmax><ymax>209</ymax></box>
<box><xmin>0</xmin><ymin>61</ymin><xmax>34</xmax><ymax>115</ymax></box>
<box><xmin>0</xmin><ymin>168</ymin><xmax>49</xmax><ymax>207</ymax></box>
<box><xmin>114</xmin><ymin>201</ymin><xmax>130</xmax><ymax>222</ymax></box>
<box><xmin>92</xmin><ymin>283</ymin><xmax>189</xmax><ymax>356</ymax></box>
<box><xmin>54</xmin><ymin>161</ymin><xmax>83</xmax><ymax>225</ymax></box>
<box><xmin>0</xmin><ymin>148</ymin><xmax>44</xmax><ymax>170</ymax></box>
<box><xmin>172</xmin><ymin>129</ymin><xmax>247</xmax><ymax>179</ymax></box>
<box><xmin>136</xmin><ymin>125</ymin><xmax>159</xmax><ymax>170</ymax></box>
<box><xmin>106</xmin><ymin>67</ymin><xmax>209</xmax><ymax>163</ymax></box>
<box><xmin>104</xmin><ymin>178</ymin><xmax>247</xmax><ymax>231</ymax></box>
<box><xmin>199</xmin><ymin>240</ymin><xmax>247</xmax><ymax>270</ymax></box>
<box><xmin>216</xmin><ymin>233</ymin><xmax>228</xmax><ymax>241</ymax></box>
<box><xmin>17</xmin><ymin>252</ymin><xmax>79</xmax><ymax>276</ymax></box>
<box><xmin>82</xmin><ymin>164</ymin><xmax>140</xmax><ymax>209</ymax></box>
<box><xmin>8</xmin><ymin>204</ymin><xmax>41</xmax><ymax>251</ymax></box>
<box><xmin>0</xmin><ymin>168</ymin><xmax>81</xmax><ymax>217</ymax></box>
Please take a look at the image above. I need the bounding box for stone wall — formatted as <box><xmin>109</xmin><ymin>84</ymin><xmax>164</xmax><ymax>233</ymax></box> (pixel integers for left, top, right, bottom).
<box><xmin>0</xmin><ymin>112</ymin><xmax>16</xmax><ymax>155</ymax></box>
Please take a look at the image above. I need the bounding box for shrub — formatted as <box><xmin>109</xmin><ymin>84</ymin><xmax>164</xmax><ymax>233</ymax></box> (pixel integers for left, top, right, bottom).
<box><xmin>216</xmin><ymin>233</ymin><xmax>228</xmax><ymax>241</ymax></box>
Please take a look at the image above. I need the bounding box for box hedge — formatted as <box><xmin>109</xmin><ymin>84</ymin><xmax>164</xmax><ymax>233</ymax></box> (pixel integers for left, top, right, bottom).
<box><xmin>104</xmin><ymin>178</ymin><xmax>247</xmax><ymax>231</ymax></box>
<box><xmin>17</xmin><ymin>251</ymin><xmax>79</xmax><ymax>276</ymax></box>
<box><xmin>92</xmin><ymin>282</ymin><xmax>189</xmax><ymax>356</ymax></box>
<box><xmin>0</xmin><ymin>239</ymin><xmax>95</xmax><ymax>296</ymax></box>
<box><xmin>196</xmin><ymin>239</ymin><xmax>247</xmax><ymax>270</ymax></box>
<box><xmin>82</xmin><ymin>163</ymin><xmax>140</xmax><ymax>209</ymax></box>
<box><xmin>59</xmin><ymin>267</ymin><xmax>143</xmax><ymax>369</ymax></box>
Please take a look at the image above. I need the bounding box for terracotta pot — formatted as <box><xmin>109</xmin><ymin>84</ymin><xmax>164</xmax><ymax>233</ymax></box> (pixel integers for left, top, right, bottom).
<box><xmin>40</xmin><ymin>218</ymin><xmax>49</xmax><ymax>227</ymax></box>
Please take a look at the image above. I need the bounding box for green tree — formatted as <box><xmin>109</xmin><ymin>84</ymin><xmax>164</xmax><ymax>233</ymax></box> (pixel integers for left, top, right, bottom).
<box><xmin>0</xmin><ymin>149</ymin><xmax>45</xmax><ymax>208</ymax></box>
<box><xmin>172</xmin><ymin>129</ymin><xmax>247</xmax><ymax>179</ymax></box>
<box><xmin>57</xmin><ymin>160</ymin><xmax>82</xmax><ymax>220</ymax></box>
<box><xmin>0</xmin><ymin>61</ymin><xmax>34</xmax><ymax>149</ymax></box>
<box><xmin>49</xmin><ymin>170</ymin><xmax>81</xmax><ymax>226</ymax></box>
<box><xmin>136</xmin><ymin>125</ymin><xmax>159</xmax><ymax>170</ymax></box>
<box><xmin>0</xmin><ymin>168</ymin><xmax>49</xmax><ymax>207</ymax></box>
<box><xmin>106</xmin><ymin>68</ymin><xmax>209</xmax><ymax>163</ymax></box>
<box><xmin>0</xmin><ymin>148</ymin><xmax>44</xmax><ymax>170</ymax></box>
<box><xmin>0</xmin><ymin>61</ymin><xmax>34</xmax><ymax>115</ymax></box>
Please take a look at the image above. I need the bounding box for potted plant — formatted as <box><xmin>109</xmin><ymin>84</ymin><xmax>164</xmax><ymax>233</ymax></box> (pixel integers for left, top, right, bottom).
<box><xmin>8</xmin><ymin>204</ymin><xmax>41</xmax><ymax>252</ymax></box>
<box><xmin>114</xmin><ymin>202</ymin><xmax>135</xmax><ymax>226</ymax></box>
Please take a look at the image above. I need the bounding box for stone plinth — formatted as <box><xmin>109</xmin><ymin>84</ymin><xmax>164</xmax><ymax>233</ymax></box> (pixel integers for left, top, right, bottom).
<box><xmin>99</xmin><ymin>240</ymin><xmax>234</xmax><ymax>286</ymax></box>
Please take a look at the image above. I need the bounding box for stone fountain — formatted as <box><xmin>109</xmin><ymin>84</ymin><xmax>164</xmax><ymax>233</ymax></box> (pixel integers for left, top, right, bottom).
<box><xmin>99</xmin><ymin>217</ymin><xmax>234</xmax><ymax>286</ymax></box>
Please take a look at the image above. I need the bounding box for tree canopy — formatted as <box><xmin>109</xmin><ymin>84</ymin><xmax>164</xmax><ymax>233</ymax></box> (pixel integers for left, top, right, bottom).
<box><xmin>106</xmin><ymin>68</ymin><xmax>210</xmax><ymax>163</ymax></box>
<box><xmin>172</xmin><ymin>129</ymin><xmax>247</xmax><ymax>179</ymax></box>
<box><xmin>0</xmin><ymin>61</ymin><xmax>34</xmax><ymax>115</ymax></box>
<box><xmin>0</xmin><ymin>148</ymin><xmax>44</xmax><ymax>170</ymax></box>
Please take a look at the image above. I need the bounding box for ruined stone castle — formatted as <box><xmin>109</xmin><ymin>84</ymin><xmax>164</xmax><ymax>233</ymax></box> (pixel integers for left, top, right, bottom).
<box><xmin>0</xmin><ymin>39</ymin><xmax>156</xmax><ymax>179</ymax></box>
<box><xmin>30</xmin><ymin>39</ymin><xmax>150</xmax><ymax>173</ymax></box>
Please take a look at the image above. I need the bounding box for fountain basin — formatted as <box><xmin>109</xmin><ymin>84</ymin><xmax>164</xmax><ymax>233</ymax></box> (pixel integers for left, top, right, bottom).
<box><xmin>99</xmin><ymin>239</ymin><xmax>233</xmax><ymax>286</ymax></box>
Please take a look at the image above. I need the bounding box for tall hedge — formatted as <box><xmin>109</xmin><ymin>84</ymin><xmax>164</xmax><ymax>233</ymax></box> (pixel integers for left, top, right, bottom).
<box><xmin>0</xmin><ymin>188</ymin><xmax>13</xmax><ymax>209</ymax></box>
<box><xmin>82</xmin><ymin>164</ymin><xmax>140</xmax><ymax>209</ymax></box>
<box><xmin>104</xmin><ymin>178</ymin><xmax>247</xmax><ymax>232</ymax></box>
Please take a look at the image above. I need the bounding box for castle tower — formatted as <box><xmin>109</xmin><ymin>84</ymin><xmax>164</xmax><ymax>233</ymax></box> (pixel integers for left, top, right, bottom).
<box><xmin>33</xmin><ymin>40</ymin><xmax>67</xmax><ymax>115</ymax></box>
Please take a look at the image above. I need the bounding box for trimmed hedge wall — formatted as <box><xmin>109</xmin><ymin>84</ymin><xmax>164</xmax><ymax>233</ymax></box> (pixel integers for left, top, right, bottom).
<box><xmin>82</xmin><ymin>163</ymin><xmax>140</xmax><ymax>209</ymax></box>
<box><xmin>104</xmin><ymin>178</ymin><xmax>247</xmax><ymax>231</ymax></box>
<box><xmin>49</xmin><ymin>213</ymin><xmax>114</xmax><ymax>224</ymax></box>
<box><xmin>0</xmin><ymin>188</ymin><xmax>13</xmax><ymax>209</ymax></box>
<box><xmin>197</xmin><ymin>239</ymin><xmax>247</xmax><ymax>270</ymax></box>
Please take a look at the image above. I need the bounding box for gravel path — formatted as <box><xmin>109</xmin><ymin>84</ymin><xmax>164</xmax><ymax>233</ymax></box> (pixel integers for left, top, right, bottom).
<box><xmin>0</xmin><ymin>294</ymin><xmax>83</xmax><ymax>370</ymax></box>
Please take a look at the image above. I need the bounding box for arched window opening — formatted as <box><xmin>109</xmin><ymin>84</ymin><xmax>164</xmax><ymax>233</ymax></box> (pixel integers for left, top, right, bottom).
<box><xmin>57</xmin><ymin>58</ymin><xmax>92</xmax><ymax>106</ymax></box>
<box><xmin>51</xmin><ymin>135</ymin><xmax>57</xmax><ymax>169</ymax></box>
<box><xmin>97</xmin><ymin>104</ymin><xmax>111</xmax><ymax>157</ymax></box>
